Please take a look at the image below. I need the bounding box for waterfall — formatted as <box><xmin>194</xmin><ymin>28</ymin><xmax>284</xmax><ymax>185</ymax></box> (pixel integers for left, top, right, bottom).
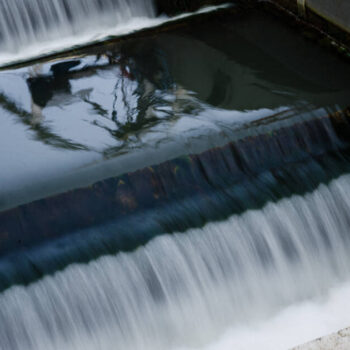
<box><xmin>0</xmin><ymin>3</ymin><xmax>349</xmax><ymax>349</ymax></box>
<box><xmin>1</xmin><ymin>174</ymin><xmax>350</xmax><ymax>350</ymax></box>
<box><xmin>0</xmin><ymin>0</ymin><xmax>156</xmax><ymax>54</ymax></box>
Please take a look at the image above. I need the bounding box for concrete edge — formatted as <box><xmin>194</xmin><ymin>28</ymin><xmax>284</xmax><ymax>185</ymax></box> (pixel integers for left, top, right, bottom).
<box><xmin>269</xmin><ymin>0</ymin><xmax>350</xmax><ymax>48</ymax></box>
<box><xmin>292</xmin><ymin>328</ymin><xmax>350</xmax><ymax>350</ymax></box>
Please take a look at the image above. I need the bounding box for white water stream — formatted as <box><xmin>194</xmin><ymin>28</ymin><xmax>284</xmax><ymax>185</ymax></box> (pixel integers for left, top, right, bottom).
<box><xmin>0</xmin><ymin>0</ymin><xmax>229</xmax><ymax>67</ymax></box>
<box><xmin>0</xmin><ymin>0</ymin><xmax>156</xmax><ymax>66</ymax></box>
<box><xmin>0</xmin><ymin>0</ymin><xmax>155</xmax><ymax>51</ymax></box>
<box><xmin>0</xmin><ymin>1</ymin><xmax>349</xmax><ymax>349</ymax></box>
<box><xmin>1</xmin><ymin>174</ymin><xmax>350</xmax><ymax>350</ymax></box>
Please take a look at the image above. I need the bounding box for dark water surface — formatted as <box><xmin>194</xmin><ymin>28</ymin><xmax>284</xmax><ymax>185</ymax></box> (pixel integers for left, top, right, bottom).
<box><xmin>0</xmin><ymin>9</ymin><xmax>349</xmax><ymax>210</ymax></box>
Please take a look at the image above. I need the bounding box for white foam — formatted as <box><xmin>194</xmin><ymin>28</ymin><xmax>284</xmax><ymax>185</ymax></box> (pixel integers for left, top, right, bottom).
<box><xmin>179</xmin><ymin>282</ymin><xmax>350</xmax><ymax>350</ymax></box>
<box><xmin>0</xmin><ymin>4</ymin><xmax>231</xmax><ymax>68</ymax></box>
<box><xmin>1</xmin><ymin>174</ymin><xmax>350</xmax><ymax>350</ymax></box>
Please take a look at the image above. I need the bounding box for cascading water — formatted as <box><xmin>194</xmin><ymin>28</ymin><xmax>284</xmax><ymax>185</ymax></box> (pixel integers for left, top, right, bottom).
<box><xmin>1</xmin><ymin>4</ymin><xmax>350</xmax><ymax>350</ymax></box>
<box><xmin>1</xmin><ymin>175</ymin><xmax>350</xmax><ymax>350</ymax></box>
<box><xmin>0</xmin><ymin>0</ymin><xmax>156</xmax><ymax>64</ymax></box>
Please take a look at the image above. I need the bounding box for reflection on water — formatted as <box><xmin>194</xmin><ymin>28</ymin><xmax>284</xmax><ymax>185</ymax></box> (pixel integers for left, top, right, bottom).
<box><xmin>24</xmin><ymin>47</ymin><xmax>203</xmax><ymax>157</ymax></box>
<box><xmin>2</xmin><ymin>13</ymin><xmax>350</xmax><ymax>152</ymax></box>
<box><xmin>0</xmin><ymin>10</ymin><xmax>350</xmax><ymax>206</ymax></box>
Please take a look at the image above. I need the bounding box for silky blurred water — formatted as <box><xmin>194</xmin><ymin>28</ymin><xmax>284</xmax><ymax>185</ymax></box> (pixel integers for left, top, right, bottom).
<box><xmin>0</xmin><ymin>0</ymin><xmax>155</xmax><ymax>54</ymax></box>
<box><xmin>0</xmin><ymin>7</ymin><xmax>350</xmax><ymax>350</ymax></box>
<box><xmin>1</xmin><ymin>175</ymin><xmax>350</xmax><ymax>350</ymax></box>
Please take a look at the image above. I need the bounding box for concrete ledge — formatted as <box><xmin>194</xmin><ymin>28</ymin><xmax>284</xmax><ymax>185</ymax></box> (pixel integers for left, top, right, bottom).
<box><xmin>307</xmin><ymin>0</ymin><xmax>350</xmax><ymax>34</ymax></box>
<box><xmin>269</xmin><ymin>0</ymin><xmax>350</xmax><ymax>48</ymax></box>
<box><xmin>293</xmin><ymin>328</ymin><xmax>350</xmax><ymax>350</ymax></box>
<box><xmin>154</xmin><ymin>0</ymin><xmax>350</xmax><ymax>50</ymax></box>
<box><xmin>268</xmin><ymin>0</ymin><xmax>350</xmax><ymax>34</ymax></box>
<box><xmin>155</xmin><ymin>0</ymin><xmax>234</xmax><ymax>15</ymax></box>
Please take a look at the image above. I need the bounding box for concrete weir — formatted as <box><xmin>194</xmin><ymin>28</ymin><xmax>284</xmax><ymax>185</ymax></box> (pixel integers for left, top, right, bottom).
<box><xmin>307</xmin><ymin>0</ymin><xmax>350</xmax><ymax>33</ymax></box>
<box><xmin>156</xmin><ymin>0</ymin><xmax>350</xmax><ymax>45</ymax></box>
<box><xmin>272</xmin><ymin>0</ymin><xmax>350</xmax><ymax>34</ymax></box>
<box><xmin>0</xmin><ymin>1</ymin><xmax>349</xmax><ymax>349</ymax></box>
<box><xmin>155</xmin><ymin>0</ymin><xmax>232</xmax><ymax>15</ymax></box>
<box><xmin>148</xmin><ymin>2</ymin><xmax>350</xmax><ymax>349</ymax></box>
<box><xmin>294</xmin><ymin>328</ymin><xmax>350</xmax><ymax>350</ymax></box>
<box><xmin>261</xmin><ymin>0</ymin><xmax>350</xmax><ymax>47</ymax></box>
